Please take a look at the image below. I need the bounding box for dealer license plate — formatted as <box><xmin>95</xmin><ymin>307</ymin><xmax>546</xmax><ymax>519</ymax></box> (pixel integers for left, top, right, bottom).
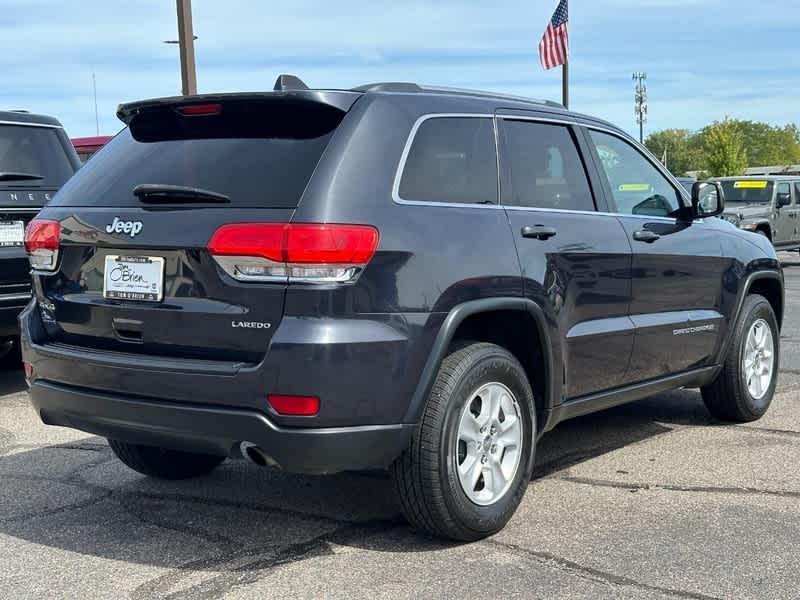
<box><xmin>103</xmin><ymin>255</ymin><xmax>164</xmax><ymax>302</ymax></box>
<box><xmin>0</xmin><ymin>221</ymin><xmax>24</xmax><ymax>247</ymax></box>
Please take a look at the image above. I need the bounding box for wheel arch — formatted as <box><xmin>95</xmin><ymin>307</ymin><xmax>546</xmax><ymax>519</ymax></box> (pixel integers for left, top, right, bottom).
<box><xmin>403</xmin><ymin>298</ymin><xmax>560</xmax><ymax>430</ymax></box>
<box><xmin>753</xmin><ymin>221</ymin><xmax>772</xmax><ymax>239</ymax></box>
<box><xmin>715</xmin><ymin>270</ymin><xmax>784</xmax><ymax>370</ymax></box>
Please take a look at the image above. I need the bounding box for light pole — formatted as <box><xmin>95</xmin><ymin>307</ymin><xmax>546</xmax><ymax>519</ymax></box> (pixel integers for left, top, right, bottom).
<box><xmin>632</xmin><ymin>72</ymin><xmax>647</xmax><ymax>144</ymax></box>
<box><xmin>164</xmin><ymin>0</ymin><xmax>197</xmax><ymax>96</ymax></box>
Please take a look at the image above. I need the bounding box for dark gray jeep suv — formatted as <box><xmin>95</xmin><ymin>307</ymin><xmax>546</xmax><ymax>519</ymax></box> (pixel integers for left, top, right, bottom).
<box><xmin>21</xmin><ymin>77</ymin><xmax>784</xmax><ymax>540</ymax></box>
<box><xmin>0</xmin><ymin>110</ymin><xmax>79</xmax><ymax>362</ymax></box>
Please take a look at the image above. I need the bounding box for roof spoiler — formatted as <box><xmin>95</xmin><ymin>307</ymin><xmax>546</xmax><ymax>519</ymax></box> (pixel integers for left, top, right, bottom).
<box><xmin>117</xmin><ymin>90</ymin><xmax>361</xmax><ymax>125</ymax></box>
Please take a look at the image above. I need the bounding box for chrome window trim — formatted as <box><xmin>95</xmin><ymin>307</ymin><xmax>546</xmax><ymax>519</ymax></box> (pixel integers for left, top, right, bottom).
<box><xmin>391</xmin><ymin>112</ymin><xmax>706</xmax><ymax>224</ymax></box>
<box><xmin>0</xmin><ymin>207</ymin><xmax>43</xmax><ymax>213</ymax></box>
<box><xmin>0</xmin><ymin>120</ymin><xmax>61</xmax><ymax>129</ymax></box>
<box><xmin>391</xmin><ymin>113</ymin><xmax>502</xmax><ymax>209</ymax></box>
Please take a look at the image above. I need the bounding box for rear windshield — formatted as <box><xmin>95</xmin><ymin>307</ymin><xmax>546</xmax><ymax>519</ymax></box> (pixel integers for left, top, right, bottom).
<box><xmin>0</xmin><ymin>124</ymin><xmax>74</xmax><ymax>188</ymax></box>
<box><xmin>50</xmin><ymin>101</ymin><xmax>343</xmax><ymax>208</ymax></box>
<box><xmin>720</xmin><ymin>180</ymin><xmax>774</xmax><ymax>203</ymax></box>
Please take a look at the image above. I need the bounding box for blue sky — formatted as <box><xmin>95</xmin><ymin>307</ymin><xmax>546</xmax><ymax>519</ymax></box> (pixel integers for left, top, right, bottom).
<box><xmin>2</xmin><ymin>0</ymin><xmax>797</xmax><ymax>138</ymax></box>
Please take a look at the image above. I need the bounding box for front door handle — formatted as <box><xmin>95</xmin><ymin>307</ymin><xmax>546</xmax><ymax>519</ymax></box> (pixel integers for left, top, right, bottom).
<box><xmin>521</xmin><ymin>225</ymin><xmax>557</xmax><ymax>240</ymax></box>
<box><xmin>633</xmin><ymin>230</ymin><xmax>660</xmax><ymax>243</ymax></box>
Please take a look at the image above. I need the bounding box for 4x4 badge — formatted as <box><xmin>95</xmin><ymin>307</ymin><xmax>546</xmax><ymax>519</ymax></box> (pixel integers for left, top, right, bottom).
<box><xmin>106</xmin><ymin>217</ymin><xmax>143</xmax><ymax>237</ymax></box>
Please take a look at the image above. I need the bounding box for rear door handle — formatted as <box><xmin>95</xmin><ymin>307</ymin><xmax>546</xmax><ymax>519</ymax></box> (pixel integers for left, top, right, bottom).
<box><xmin>521</xmin><ymin>225</ymin><xmax>557</xmax><ymax>240</ymax></box>
<box><xmin>632</xmin><ymin>230</ymin><xmax>660</xmax><ymax>243</ymax></box>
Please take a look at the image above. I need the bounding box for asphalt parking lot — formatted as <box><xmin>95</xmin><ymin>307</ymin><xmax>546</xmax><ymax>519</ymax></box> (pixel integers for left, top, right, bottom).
<box><xmin>1</xmin><ymin>253</ymin><xmax>798</xmax><ymax>600</ymax></box>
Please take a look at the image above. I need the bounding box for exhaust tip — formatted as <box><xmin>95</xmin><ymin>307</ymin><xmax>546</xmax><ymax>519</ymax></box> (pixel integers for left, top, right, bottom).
<box><xmin>239</xmin><ymin>442</ymin><xmax>278</xmax><ymax>469</ymax></box>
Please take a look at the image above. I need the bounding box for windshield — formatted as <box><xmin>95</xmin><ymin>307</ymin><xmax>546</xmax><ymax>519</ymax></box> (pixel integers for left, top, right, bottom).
<box><xmin>720</xmin><ymin>180</ymin><xmax>774</xmax><ymax>204</ymax></box>
<box><xmin>0</xmin><ymin>124</ymin><xmax>75</xmax><ymax>188</ymax></box>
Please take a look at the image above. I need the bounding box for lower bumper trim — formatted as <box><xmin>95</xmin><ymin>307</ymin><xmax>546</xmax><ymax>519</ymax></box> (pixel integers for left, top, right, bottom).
<box><xmin>30</xmin><ymin>380</ymin><xmax>414</xmax><ymax>475</ymax></box>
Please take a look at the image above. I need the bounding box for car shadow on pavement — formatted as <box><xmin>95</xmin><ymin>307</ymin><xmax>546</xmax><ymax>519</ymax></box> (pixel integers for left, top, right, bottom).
<box><xmin>0</xmin><ymin>385</ymin><xmax>718</xmax><ymax>589</ymax></box>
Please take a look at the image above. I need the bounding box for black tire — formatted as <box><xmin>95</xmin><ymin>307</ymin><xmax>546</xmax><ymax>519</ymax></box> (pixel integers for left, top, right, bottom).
<box><xmin>391</xmin><ymin>342</ymin><xmax>536</xmax><ymax>541</ymax></box>
<box><xmin>701</xmin><ymin>294</ymin><xmax>779</xmax><ymax>422</ymax></box>
<box><xmin>108</xmin><ymin>439</ymin><xmax>225</xmax><ymax>480</ymax></box>
<box><xmin>0</xmin><ymin>337</ymin><xmax>21</xmax><ymax>371</ymax></box>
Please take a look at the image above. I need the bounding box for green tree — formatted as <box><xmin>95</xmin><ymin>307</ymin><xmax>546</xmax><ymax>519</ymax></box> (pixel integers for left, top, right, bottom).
<box><xmin>735</xmin><ymin>120</ymin><xmax>800</xmax><ymax>166</ymax></box>
<box><xmin>644</xmin><ymin>129</ymin><xmax>701</xmax><ymax>175</ymax></box>
<box><xmin>702</xmin><ymin>118</ymin><xmax>748</xmax><ymax>177</ymax></box>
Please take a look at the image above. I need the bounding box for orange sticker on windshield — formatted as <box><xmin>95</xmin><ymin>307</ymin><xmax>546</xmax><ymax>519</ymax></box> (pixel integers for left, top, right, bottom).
<box><xmin>733</xmin><ymin>181</ymin><xmax>768</xmax><ymax>189</ymax></box>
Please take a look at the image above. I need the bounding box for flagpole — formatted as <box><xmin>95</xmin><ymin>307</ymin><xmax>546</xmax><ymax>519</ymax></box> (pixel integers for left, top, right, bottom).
<box><xmin>562</xmin><ymin>60</ymin><xmax>569</xmax><ymax>109</ymax></box>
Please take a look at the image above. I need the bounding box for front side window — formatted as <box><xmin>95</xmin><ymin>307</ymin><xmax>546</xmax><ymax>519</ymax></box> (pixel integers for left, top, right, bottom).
<box><xmin>589</xmin><ymin>130</ymin><xmax>682</xmax><ymax>217</ymax></box>
<box><xmin>398</xmin><ymin>117</ymin><xmax>497</xmax><ymax>205</ymax></box>
<box><xmin>501</xmin><ymin>119</ymin><xmax>595</xmax><ymax>211</ymax></box>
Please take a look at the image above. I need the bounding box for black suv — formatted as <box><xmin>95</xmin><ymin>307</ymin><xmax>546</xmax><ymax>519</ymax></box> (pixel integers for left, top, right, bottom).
<box><xmin>0</xmin><ymin>110</ymin><xmax>79</xmax><ymax>361</ymax></box>
<box><xmin>21</xmin><ymin>78</ymin><xmax>784</xmax><ymax>541</ymax></box>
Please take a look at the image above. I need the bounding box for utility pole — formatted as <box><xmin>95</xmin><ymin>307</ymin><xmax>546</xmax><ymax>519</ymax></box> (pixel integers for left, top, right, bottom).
<box><xmin>175</xmin><ymin>0</ymin><xmax>197</xmax><ymax>96</ymax></box>
<box><xmin>632</xmin><ymin>72</ymin><xmax>647</xmax><ymax>144</ymax></box>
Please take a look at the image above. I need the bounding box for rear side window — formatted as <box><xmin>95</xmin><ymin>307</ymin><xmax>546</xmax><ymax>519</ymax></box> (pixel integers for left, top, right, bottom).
<box><xmin>501</xmin><ymin>119</ymin><xmax>595</xmax><ymax>211</ymax></box>
<box><xmin>0</xmin><ymin>125</ymin><xmax>74</xmax><ymax>188</ymax></box>
<box><xmin>50</xmin><ymin>101</ymin><xmax>343</xmax><ymax>208</ymax></box>
<box><xmin>398</xmin><ymin>117</ymin><xmax>497</xmax><ymax>205</ymax></box>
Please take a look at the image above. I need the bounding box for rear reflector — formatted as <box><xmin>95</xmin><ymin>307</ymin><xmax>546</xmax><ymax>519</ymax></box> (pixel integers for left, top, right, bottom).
<box><xmin>177</xmin><ymin>103</ymin><xmax>222</xmax><ymax>116</ymax></box>
<box><xmin>207</xmin><ymin>223</ymin><xmax>379</xmax><ymax>284</ymax></box>
<box><xmin>267</xmin><ymin>394</ymin><xmax>320</xmax><ymax>416</ymax></box>
<box><xmin>24</xmin><ymin>219</ymin><xmax>61</xmax><ymax>271</ymax></box>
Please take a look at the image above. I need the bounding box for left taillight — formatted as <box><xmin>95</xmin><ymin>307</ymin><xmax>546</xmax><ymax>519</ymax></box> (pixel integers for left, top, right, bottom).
<box><xmin>207</xmin><ymin>223</ymin><xmax>379</xmax><ymax>284</ymax></box>
<box><xmin>24</xmin><ymin>219</ymin><xmax>61</xmax><ymax>271</ymax></box>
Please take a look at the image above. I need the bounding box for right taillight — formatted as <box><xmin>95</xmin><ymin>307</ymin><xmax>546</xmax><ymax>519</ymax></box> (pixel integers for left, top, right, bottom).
<box><xmin>207</xmin><ymin>223</ymin><xmax>379</xmax><ymax>284</ymax></box>
<box><xmin>24</xmin><ymin>219</ymin><xmax>61</xmax><ymax>271</ymax></box>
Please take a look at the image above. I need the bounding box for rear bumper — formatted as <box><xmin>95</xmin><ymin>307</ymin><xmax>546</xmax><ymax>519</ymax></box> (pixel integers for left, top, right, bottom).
<box><xmin>29</xmin><ymin>379</ymin><xmax>414</xmax><ymax>474</ymax></box>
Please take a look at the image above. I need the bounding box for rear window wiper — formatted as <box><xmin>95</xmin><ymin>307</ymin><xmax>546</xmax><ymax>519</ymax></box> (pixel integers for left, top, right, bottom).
<box><xmin>0</xmin><ymin>172</ymin><xmax>44</xmax><ymax>181</ymax></box>
<box><xmin>132</xmin><ymin>184</ymin><xmax>230</xmax><ymax>204</ymax></box>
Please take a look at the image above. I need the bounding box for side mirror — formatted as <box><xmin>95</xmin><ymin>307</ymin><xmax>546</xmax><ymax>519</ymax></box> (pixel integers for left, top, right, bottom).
<box><xmin>692</xmin><ymin>181</ymin><xmax>724</xmax><ymax>218</ymax></box>
<box><xmin>777</xmin><ymin>192</ymin><xmax>792</xmax><ymax>208</ymax></box>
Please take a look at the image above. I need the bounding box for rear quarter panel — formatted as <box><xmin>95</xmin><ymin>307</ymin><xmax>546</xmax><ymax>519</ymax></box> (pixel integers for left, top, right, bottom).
<box><xmin>288</xmin><ymin>94</ymin><xmax>524</xmax><ymax>423</ymax></box>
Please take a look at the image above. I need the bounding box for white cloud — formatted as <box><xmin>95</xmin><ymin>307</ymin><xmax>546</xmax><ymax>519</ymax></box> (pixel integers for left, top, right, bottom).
<box><xmin>0</xmin><ymin>0</ymin><xmax>796</xmax><ymax>137</ymax></box>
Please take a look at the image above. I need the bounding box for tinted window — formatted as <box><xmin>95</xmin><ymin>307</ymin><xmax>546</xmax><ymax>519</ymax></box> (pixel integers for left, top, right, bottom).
<box><xmin>51</xmin><ymin>104</ymin><xmax>341</xmax><ymax>208</ymax></box>
<box><xmin>0</xmin><ymin>125</ymin><xmax>74</xmax><ymax>188</ymax></box>
<box><xmin>795</xmin><ymin>183</ymin><xmax>800</xmax><ymax>204</ymax></box>
<box><xmin>589</xmin><ymin>130</ymin><xmax>682</xmax><ymax>217</ymax></box>
<box><xmin>399</xmin><ymin>117</ymin><xmax>497</xmax><ymax>204</ymax></box>
<box><xmin>502</xmin><ymin>120</ymin><xmax>595</xmax><ymax>211</ymax></box>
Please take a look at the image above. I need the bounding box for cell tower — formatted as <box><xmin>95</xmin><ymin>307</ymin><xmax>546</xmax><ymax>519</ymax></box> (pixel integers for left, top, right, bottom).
<box><xmin>632</xmin><ymin>72</ymin><xmax>648</xmax><ymax>143</ymax></box>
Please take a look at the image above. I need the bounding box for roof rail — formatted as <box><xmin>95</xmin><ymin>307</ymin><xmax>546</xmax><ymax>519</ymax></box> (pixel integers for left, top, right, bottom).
<box><xmin>351</xmin><ymin>82</ymin><xmax>423</xmax><ymax>93</ymax></box>
<box><xmin>351</xmin><ymin>81</ymin><xmax>562</xmax><ymax>108</ymax></box>
<box><xmin>273</xmin><ymin>74</ymin><xmax>309</xmax><ymax>91</ymax></box>
<box><xmin>419</xmin><ymin>85</ymin><xmax>563</xmax><ymax>108</ymax></box>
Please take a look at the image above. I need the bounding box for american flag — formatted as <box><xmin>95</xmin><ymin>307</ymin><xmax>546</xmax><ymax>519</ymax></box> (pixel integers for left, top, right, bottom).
<box><xmin>539</xmin><ymin>0</ymin><xmax>569</xmax><ymax>70</ymax></box>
